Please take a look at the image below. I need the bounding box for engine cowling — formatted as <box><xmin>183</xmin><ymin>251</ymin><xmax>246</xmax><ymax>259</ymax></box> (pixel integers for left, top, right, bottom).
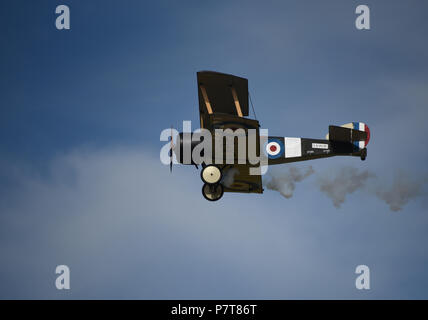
<box><xmin>173</xmin><ymin>132</ymin><xmax>201</xmax><ymax>165</ymax></box>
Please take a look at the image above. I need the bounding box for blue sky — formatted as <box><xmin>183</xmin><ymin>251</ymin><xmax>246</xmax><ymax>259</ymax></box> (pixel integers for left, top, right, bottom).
<box><xmin>0</xmin><ymin>0</ymin><xmax>427</xmax><ymax>299</ymax></box>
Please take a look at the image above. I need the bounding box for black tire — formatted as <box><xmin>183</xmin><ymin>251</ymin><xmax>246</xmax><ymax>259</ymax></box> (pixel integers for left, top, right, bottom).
<box><xmin>202</xmin><ymin>183</ymin><xmax>224</xmax><ymax>201</ymax></box>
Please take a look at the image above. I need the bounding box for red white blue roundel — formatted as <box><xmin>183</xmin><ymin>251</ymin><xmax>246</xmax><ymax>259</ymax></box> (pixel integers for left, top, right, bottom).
<box><xmin>265</xmin><ymin>138</ymin><xmax>284</xmax><ymax>159</ymax></box>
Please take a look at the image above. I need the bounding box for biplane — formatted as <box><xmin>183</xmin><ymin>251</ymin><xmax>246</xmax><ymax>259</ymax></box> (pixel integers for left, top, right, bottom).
<box><xmin>170</xmin><ymin>71</ymin><xmax>370</xmax><ymax>201</ymax></box>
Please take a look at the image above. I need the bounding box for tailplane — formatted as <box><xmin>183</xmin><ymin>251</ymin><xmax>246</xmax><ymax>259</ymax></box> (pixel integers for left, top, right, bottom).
<box><xmin>326</xmin><ymin>122</ymin><xmax>370</xmax><ymax>149</ymax></box>
<box><xmin>326</xmin><ymin>122</ymin><xmax>370</xmax><ymax>160</ymax></box>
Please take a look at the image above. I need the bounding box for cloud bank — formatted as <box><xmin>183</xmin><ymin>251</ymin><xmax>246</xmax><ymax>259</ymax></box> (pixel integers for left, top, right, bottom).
<box><xmin>0</xmin><ymin>147</ymin><xmax>427</xmax><ymax>299</ymax></box>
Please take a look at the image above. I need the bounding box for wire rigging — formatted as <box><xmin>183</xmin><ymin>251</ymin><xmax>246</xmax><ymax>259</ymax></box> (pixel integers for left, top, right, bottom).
<box><xmin>248</xmin><ymin>91</ymin><xmax>258</xmax><ymax>120</ymax></box>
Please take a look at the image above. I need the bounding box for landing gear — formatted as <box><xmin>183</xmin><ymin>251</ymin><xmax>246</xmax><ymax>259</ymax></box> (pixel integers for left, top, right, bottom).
<box><xmin>201</xmin><ymin>165</ymin><xmax>222</xmax><ymax>185</ymax></box>
<box><xmin>202</xmin><ymin>183</ymin><xmax>224</xmax><ymax>201</ymax></box>
<box><xmin>360</xmin><ymin>148</ymin><xmax>367</xmax><ymax>161</ymax></box>
<box><xmin>200</xmin><ymin>165</ymin><xmax>224</xmax><ymax>201</ymax></box>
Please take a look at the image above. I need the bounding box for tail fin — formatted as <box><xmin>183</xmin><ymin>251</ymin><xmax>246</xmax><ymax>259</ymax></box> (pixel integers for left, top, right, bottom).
<box><xmin>326</xmin><ymin>122</ymin><xmax>370</xmax><ymax>149</ymax></box>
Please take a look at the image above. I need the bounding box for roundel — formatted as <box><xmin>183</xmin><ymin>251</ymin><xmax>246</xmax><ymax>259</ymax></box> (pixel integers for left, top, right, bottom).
<box><xmin>264</xmin><ymin>138</ymin><xmax>284</xmax><ymax>159</ymax></box>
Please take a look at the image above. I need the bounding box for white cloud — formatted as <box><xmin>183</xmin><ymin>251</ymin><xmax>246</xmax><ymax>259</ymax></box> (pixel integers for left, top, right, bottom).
<box><xmin>0</xmin><ymin>146</ymin><xmax>427</xmax><ymax>299</ymax></box>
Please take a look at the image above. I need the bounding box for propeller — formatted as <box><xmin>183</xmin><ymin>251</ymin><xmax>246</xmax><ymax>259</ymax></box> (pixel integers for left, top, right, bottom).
<box><xmin>169</xmin><ymin>125</ymin><xmax>175</xmax><ymax>173</ymax></box>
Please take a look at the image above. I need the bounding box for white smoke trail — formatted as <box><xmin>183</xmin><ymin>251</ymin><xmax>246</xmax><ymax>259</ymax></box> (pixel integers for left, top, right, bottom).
<box><xmin>222</xmin><ymin>167</ymin><xmax>240</xmax><ymax>188</ymax></box>
<box><xmin>374</xmin><ymin>171</ymin><xmax>424</xmax><ymax>212</ymax></box>
<box><xmin>264</xmin><ymin>166</ymin><xmax>314</xmax><ymax>198</ymax></box>
<box><xmin>317</xmin><ymin>167</ymin><xmax>374</xmax><ymax>208</ymax></box>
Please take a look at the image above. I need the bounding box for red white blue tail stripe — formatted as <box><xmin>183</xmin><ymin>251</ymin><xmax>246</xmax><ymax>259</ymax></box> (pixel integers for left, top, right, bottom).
<box><xmin>352</xmin><ymin>122</ymin><xmax>370</xmax><ymax>149</ymax></box>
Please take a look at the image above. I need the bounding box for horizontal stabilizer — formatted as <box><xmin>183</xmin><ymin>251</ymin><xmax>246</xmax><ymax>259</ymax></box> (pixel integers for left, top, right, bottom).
<box><xmin>328</xmin><ymin>125</ymin><xmax>367</xmax><ymax>142</ymax></box>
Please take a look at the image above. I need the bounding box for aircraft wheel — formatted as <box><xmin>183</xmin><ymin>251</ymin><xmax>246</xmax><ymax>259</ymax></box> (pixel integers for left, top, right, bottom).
<box><xmin>202</xmin><ymin>183</ymin><xmax>224</xmax><ymax>201</ymax></box>
<box><xmin>201</xmin><ymin>165</ymin><xmax>222</xmax><ymax>185</ymax></box>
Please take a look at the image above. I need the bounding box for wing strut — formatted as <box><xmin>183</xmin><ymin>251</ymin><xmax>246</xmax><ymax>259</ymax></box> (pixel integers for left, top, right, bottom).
<box><xmin>230</xmin><ymin>87</ymin><xmax>243</xmax><ymax>117</ymax></box>
<box><xmin>199</xmin><ymin>85</ymin><xmax>213</xmax><ymax>114</ymax></box>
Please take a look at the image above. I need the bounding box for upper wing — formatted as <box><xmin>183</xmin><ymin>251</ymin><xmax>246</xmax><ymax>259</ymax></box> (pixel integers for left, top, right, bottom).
<box><xmin>197</xmin><ymin>71</ymin><xmax>249</xmax><ymax>128</ymax></box>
